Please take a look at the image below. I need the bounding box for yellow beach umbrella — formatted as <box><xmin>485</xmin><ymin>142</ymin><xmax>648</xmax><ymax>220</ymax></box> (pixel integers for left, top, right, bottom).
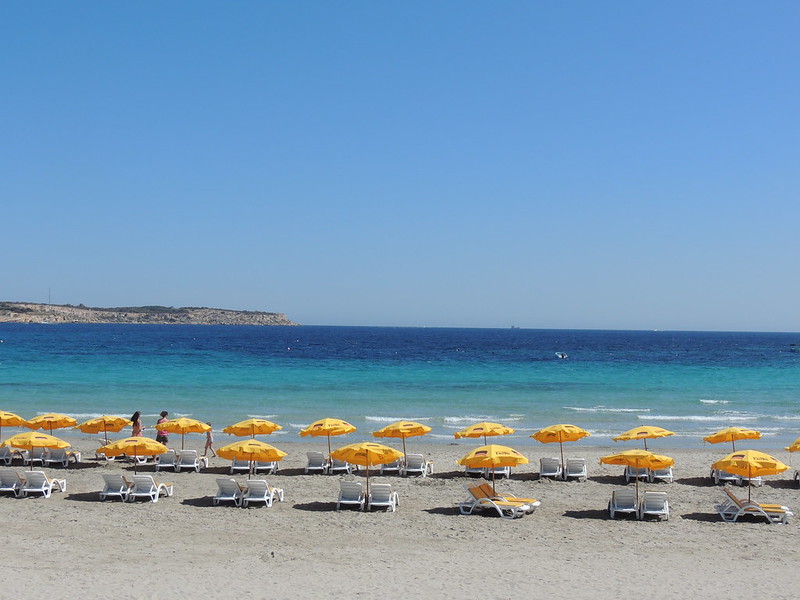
<box><xmin>785</xmin><ymin>438</ymin><xmax>800</xmax><ymax>453</ymax></box>
<box><xmin>154</xmin><ymin>417</ymin><xmax>211</xmax><ymax>449</ymax></box>
<box><xmin>532</xmin><ymin>424</ymin><xmax>590</xmax><ymax>472</ymax></box>
<box><xmin>372</xmin><ymin>421</ymin><xmax>431</xmax><ymax>457</ymax></box>
<box><xmin>299</xmin><ymin>418</ymin><xmax>356</xmax><ymax>455</ymax></box>
<box><xmin>454</xmin><ymin>422</ymin><xmax>515</xmax><ymax>443</ymax></box>
<box><xmin>24</xmin><ymin>413</ymin><xmax>78</xmax><ymax>435</ymax></box>
<box><xmin>0</xmin><ymin>411</ymin><xmax>28</xmax><ymax>443</ymax></box>
<box><xmin>223</xmin><ymin>418</ymin><xmax>283</xmax><ymax>438</ymax></box>
<box><xmin>712</xmin><ymin>449</ymin><xmax>789</xmax><ymax>502</ymax></box>
<box><xmin>613</xmin><ymin>425</ymin><xmax>675</xmax><ymax>450</ymax></box>
<box><xmin>458</xmin><ymin>444</ymin><xmax>529</xmax><ymax>493</ymax></box>
<box><xmin>218</xmin><ymin>439</ymin><xmax>287</xmax><ymax>478</ymax></box>
<box><xmin>330</xmin><ymin>442</ymin><xmax>404</xmax><ymax>497</ymax></box>
<box><xmin>704</xmin><ymin>427</ymin><xmax>761</xmax><ymax>452</ymax></box>
<box><xmin>600</xmin><ymin>449</ymin><xmax>675</xmax><ymax>505</ymax></box>
<box><xmin>98</xmin><ymin>436</ymin><xmax>168</xmax><ymax>473</ymax></box>
<box><xmin>75</xmin><ymin>416</ymin><xmax>132</xmax><ymax>444</ymax></box>
<box><xmin>3</xmin><ymin>431</ymin><xmax>71</xmax><ymax>452</ymax></box>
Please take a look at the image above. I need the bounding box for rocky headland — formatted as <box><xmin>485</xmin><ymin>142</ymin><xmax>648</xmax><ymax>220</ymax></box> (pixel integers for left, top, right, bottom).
<box><xmin>0</xmin><ymin>302</ymin><xmax>298</xmax><ymax>326</ymax></box>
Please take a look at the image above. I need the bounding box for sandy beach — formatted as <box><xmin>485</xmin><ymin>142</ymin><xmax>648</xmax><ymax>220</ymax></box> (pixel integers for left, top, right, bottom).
<box><xmin>3</xmin><ymin>439</ymin><xmax>799</xmax><ymax>600</ymax></box>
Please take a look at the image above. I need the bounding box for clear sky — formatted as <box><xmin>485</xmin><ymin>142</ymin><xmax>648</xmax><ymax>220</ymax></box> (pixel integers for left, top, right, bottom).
<box><xmin>2</xmin><ymin>2</ymin><xmax>798</xmax><ymax>331</ymax></box>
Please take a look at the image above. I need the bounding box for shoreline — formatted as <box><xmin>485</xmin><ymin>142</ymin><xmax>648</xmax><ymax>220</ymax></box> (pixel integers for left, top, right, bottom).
<box><xmin>2</xmin><ymin>439</ymin><xmax>798</xmax><ymax>599</ymax></box>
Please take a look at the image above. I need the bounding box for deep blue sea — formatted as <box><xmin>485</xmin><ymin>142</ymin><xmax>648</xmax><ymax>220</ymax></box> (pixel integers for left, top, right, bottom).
<box><xmin>0</xmin><ymin>324</ymin><xmax>798</xmax><ymax>449</ymax></box>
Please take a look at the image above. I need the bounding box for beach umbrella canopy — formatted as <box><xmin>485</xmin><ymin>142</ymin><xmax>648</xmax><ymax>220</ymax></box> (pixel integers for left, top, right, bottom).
<box><xmin>712</xmin><ymin>449</ymin><xmax>789</xmax><ymax>502</ymax></box>
<box><xmin>454</xmin><ymin>422</ymin><xmax>515</xmax><ymax>443</ymax></box>
<box><xmin>372</xmin><ymin>421</ymin><xmax>432</xmax><ymax>456</ymax></box>
<box><xmin>3</xmin><ymin>431</ymin><xmax>71</xmax><ymax>453</ymax></box>
<box><xmin>299</xmin><ymin>418</ymin><xmax>356</xmax><ymax>454</ymax></box>
<box><xmin>458</xmin><ymin>444</ymin><xmax>529</xmax><ymax>493</ymax></box>
<box><xmin>217</xmin><ymin>439</ymin><xmax>287</xmax><ymax>478</ymax></box>
<box><xmin>154</xmin><ymin>417</ymin><xmax>211</xmax><ymax>449</ymax></box>
<box><xmin>0</xmin><ymin>411</ymin><xmax>28</xmax><ymax>443</ymax></box>
<box><xmin>613</xmin><ymin>426</ymin><xmax>675</xmax><ymax>450</ymax></box>
<box><xmin>98</xmin><ymin>436</ymin><xmax>168</xmax><ymax>473</ymax></box>
<box><xmin>600</xmin><ymin>449</ymin><xmax>675</xmax><ymax>505</ymax></box>
<box><xmin>223</xmin><ymin>418</ymin><xmax>283</xmax><ymax>438</ymax></box>
<box><xmin>330</xmin><ymin>442</ymin><xmax>404</xmax><ymax>497</ymax></box>
<box><xmin>24</xmin><ymin>413</ymin><xmax>77</xmax><ymax>434</ymax></box>
<box><xmin>785</xmin><ymin>438</ymin><xmax>800</xmax><ymax>453</ymax></box>
<box><xmin>704</xmin><ymin>427</ymin><xmax>762</xmax><ymax>452</ymax></box>
<box><xmin>531</xmin><ymin>424</ymin><xmax>590</xmax><ymax>472</ymax></box>
<box><xmin>75</xmin><ymin>416</ymin><xmax>132</xmax><ymax>444</ymax></box>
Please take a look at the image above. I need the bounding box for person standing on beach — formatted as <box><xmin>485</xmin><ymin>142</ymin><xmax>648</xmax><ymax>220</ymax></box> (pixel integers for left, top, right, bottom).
<box><xmin>131</xmin><ymin>411</ymin><xmax>143</xmax><ymax>437</ymax></box>
<box><xmin>156</xmin><ymin>411</ymin><xmax>169</xmax><ymax>445</ymax></box>
<box><xmin>203</xmin><ymin>423</ymin><xmax>216</xmax><ymax>457</ymax></box>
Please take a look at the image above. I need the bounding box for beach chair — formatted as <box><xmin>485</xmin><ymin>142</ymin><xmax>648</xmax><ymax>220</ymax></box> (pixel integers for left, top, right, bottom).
<box><xmin>564</xmin><ymin>458</ymin><xmax>588</xmax><ymax>482</ymax></box>
<box><xmin>0</xmin><ymin>446</ymin><xmax>13</xmax><ymax>466</ymax></box>
<box><xmin>254</xmin><ymin>461</ymin><xmax>279</xmax><ymax>475</ymax></box>
<box><xmin>624</xmin><ymin>466</ymin><xmax>649</xmax><ymax>483</ymax></box>
<box><xmin>155</xmin><ymin>450</ymin><xmax>178</xmax><ymax>472</ymax></box>
<box><xmin>20</xmin><ymin>470</ymin><xmax>66</xmax><ymax>498</ymax></box>
<box><xmin>457</xmin><ymin>483</ymin><xmax>533</xmax><ymax>519</ymax></box>
<box><xmin>213</xmin><ymin>478</ymin><xmax>245</xmax><ymax>507</ymax></box>
<box><xmin>127</xmin><ymin>475</ymin><xmax>173</xmax><ymax>503</ymax></box>
<box><xmin>99</xmin><ymin>473</ymin><xmax>134</xmax><ymax>502</ymax></box>
<box><xmin>44</xmin><ymin>448</ymin><xmax>81</xmax><ymax>468</ymax></box>
<box><xmin>305</xmin><ymin>451</ymin><xmax>329</xmax><ymax>474</ymax></box>
<box><xmin>230</xmin><ymin>457</ymin><xmax>252</xmax><ymax>475</ymax></box>
<box><xmin>486</xmin><ymin>466</ymin><xmax>511</xmax><ymax>480</ymax></box>
<box><xmin>648</xmin><ymin>466</ymin><xmax>674</xmax><ymax>484</ymax></box>
<box><xmin>379</xmin><ymin>459</ymin><xmax>402</xmax><ymax>475</ymax></box>
<box><xmin>736</xmin><ymin>474</ymin><xmax>763</xmax><ymax>488</ymax></box>
<box><xmin>23</xmin><ymin>447</ymin><xmax>47</xmax><ymax>467</ymax></box>
<box><xmin>715</xmin><ymin>488</ymin><xmax>792</xmax><ymax>524</ymax></box>
<box><xmin>539</xmin><ymin>457</ymin><xmax>562</xmax><ymax>480</ymax></box>
<box><xmin>639</xmin><ymin>491</ymin><xmax>669</xmax><ymax>521</ymax></box>
<box><xmin>242</xmin><ymin>479</ymin><xmax>284</xmax><ymax>508</ymax></box>
<box><xmin>401</xmin><ymin>453</ymin><xmax>432</xmax><ymax>477</ymax></box>
<box><xmin>464</xmin><ymin>466</ymin><xmax>486</xmax><ymax>478</ymax></box>
<box><xmin>608</xmin><ymin>488</ymin><xmax>638</xmax><ymax>519</ymax></box>
<box><xmin>0</xmin><ymin>470</ymin><xmax>24</xmax><ymax>497</ymax></box>
<box><xmin>475</xmin><ymin>480</ymin><xmax>540</xmax><ymax>513</ymax></box>
<box><xmin>175</xmin><ymin>449</ymin><xmax>207</xmax><ymax>473</ymax></box>
<box><xmin>794</xmin><ymin>469</ymin><xmax>800</xmax><ymax>487</ymax></box>
<box><xmin>337</xmin><ymin>481</ymin><xmax>365</xmax><ymax>511</ymax></box>
<box><xmin>710</xmin><ymin>468</ymin><xmax>738</xmax><ymax>485</ymax></box>
<box><xmin>329</xmin><ymin>459</ymin><xmax>353</xmax><ymax>475</ymax></box>
<box><xmin>368</xmin><ymin>483</ymin><xmax>399</xmax><ymax>512</ymax></box>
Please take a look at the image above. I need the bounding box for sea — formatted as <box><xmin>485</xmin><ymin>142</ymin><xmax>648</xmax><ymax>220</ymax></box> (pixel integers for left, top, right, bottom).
<box><xmin>0</xmin><ymin>324</ymin><xmax>798</xmax><ymax>449</ymax></box>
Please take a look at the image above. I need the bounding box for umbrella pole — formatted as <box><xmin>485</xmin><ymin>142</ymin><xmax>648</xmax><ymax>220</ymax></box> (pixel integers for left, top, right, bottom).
<box><xmin>492</xmin><ymin>466</ymin><xmax>497</xmax><ymax>495</ymax></box>
<box><xmin>365</xmin><ymin>463</ymin><xmax>370</xmax><ymax>510</ymax></box>
<box><xmin>182</xmin><ymin>433</ymin><xmax>185</xmax><ymax>450</ymax></box>
<box><xmin>402</xmin><ymin>437</ymin><xmax>407</xmax><ymax>460</ymax></box>
<box><xmin>559</xmin><ymin>432</ymin><xmax>565</xmax><ymax>481</ymax></box>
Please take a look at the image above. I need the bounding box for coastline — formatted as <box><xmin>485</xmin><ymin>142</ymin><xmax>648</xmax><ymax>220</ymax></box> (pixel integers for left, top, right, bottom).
<box><xmin>3</xmin><ymin>438</ymin><xmax>798</xmax><ymax>599</ymax></box>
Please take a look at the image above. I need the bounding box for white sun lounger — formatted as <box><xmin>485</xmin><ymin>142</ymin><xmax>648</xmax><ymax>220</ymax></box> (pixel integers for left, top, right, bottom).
<box><xmin>379</xmin><ymin>459</ymin><xmax>402</xmax><ymax>475</ymax></box>
<box><xmin>337</xmin><ymin>481</ymin><xmax>365</xmax><ymax>511</ymax></box>
<box><xmin>0</xmin><ymin>446</ymin><xmax>14</xmax><ymax>466</ymax></box>
<box><xmin>242</xmin><ymin>479</ymin><xmax>284</xmax><ymax>508</ymax></box>
<box><xmin>639</xmin><ymin>491</ymin><xmax>670</xmax><ymax>521</ymax></box>
<box><xmin>608</xmin><ymin>488</ymin><xmax>638</xmax><ymax>519</ymax></box>
<box><xmin>624</xmin><ymin>466</ymin><xmax>649</xmax><ymax>483</ymax></box>
<box><xmin>99</xmin><ymin>473</ymin><xmax>134</xmax><ymax>502</ymax></box>
<box><xmin>155</xmin><ymin>450</ymin><xmax>178</xmax><ymax>472</ymax></box>
<box><xmin>564</xmin><ymin>458</ymin><xmax>588</xmax><ymax>482</ymax></box>
<box><xmin>175</xmin><ymin>449</ymin><xmax>207</xmax><ymax>473</ymax></box>
<box><xmin>401</xmin><ymin>454</ymin><xmax>432</xmax><ymax>477</ymax></box>
<box><xmin>539</xmin><ymin>457</ymin><xmax>563</xmax><ymax>480</ymax></box>
<box><xmin>305</xmin><ymin>451</ymin><xmax>329</xmax><ymax>474</ymax></box>
<box><xmin>648</xmin><ymin>467</ymin><xmax>674</xmax><ymax>484</ymax></box>
<box><xmin>0</xmin><ymin>470</ymin><xmax>25</xmax><ymax>497</ymax></box>
<box><xmin>254</xmin><ymin>461</ymin><xmax>279</xmax><ymax>475</ymax></box>
<box><xmin>457</xmin><ymin>483</ymin><xmax>534</xmax><ymax>519</ymax></box>
<box><xmin>715</xmin><ymin>488</ymin><xmax>792</xmax><ymax>524</ymax></box>
<box><xmin>20</xmin><ymin>470</ymin><xmax>66</xmax><ymax>498</ymax></box>
<box><xmin>213</xmin><ymin>477</ymin><xmax>245</xmax><ymax>507</ymax></box>
<box><xmin>44</xmin><ymin>448</ymin><xmax>81</xmax><ymax>468</ymax></box>
<box><xmin>128</xmin><ymin>475</ymin><xmax>173</xmax><ymax>503</ymax></box>
<box><xmin>368</xmin><ymin>483</ymin><xmax>399</xmax><ymax>512</ymax></box>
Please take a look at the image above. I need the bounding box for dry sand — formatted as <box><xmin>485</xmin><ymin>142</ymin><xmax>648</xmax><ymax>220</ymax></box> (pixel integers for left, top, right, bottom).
<box><xmin>3</xmin><ymin>439</ymin><xmax>799</xmax><ymax>600</ymax></box>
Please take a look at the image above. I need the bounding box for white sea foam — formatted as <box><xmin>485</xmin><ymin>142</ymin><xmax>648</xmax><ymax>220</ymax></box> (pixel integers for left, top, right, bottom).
<box><xmin>565</xmin><ymin>406</ymin><xmax>650</xmax><ymax>413</ymax></box>
<box><xmin>641</xmin><ymin>414</ymin><xmax>756</xmax><ymax>422</ymax></box>
<box><xmin>773</xmin><ymin>415</ymin><xmax>800</xmax><ymax>421</ymax></box>
<box><xmin>699</xmin><ymin>399</ymin><xmax>730</xmax><ymax>404</ymax></box>
<box><xmin>443</xmin><ymin>415</ymin><xmax>494</xmax><ymax>424</ymax></box>
<box><xmin>364</xmin><ymin>415</ymin><xmax>431</xmax><ymax>423</ymax></box>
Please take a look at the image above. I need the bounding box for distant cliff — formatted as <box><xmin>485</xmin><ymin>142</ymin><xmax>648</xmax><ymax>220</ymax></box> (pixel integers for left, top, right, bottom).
<box><xmin>0</xmin><ymin>302</ymin><xmax>298</xmax><ymax>326</ymax></box>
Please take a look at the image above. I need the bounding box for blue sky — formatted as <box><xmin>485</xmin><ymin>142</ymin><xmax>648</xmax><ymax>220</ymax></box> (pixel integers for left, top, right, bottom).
<box><xmin>2</xmin><ymin>2</ymin><xmax>798</xmax><ymax>330</ymax></box>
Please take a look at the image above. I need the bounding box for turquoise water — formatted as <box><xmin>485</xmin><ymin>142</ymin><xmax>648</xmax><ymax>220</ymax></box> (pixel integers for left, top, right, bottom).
<box><xmin>0</xmin><ymin>324</ymin><xmax>798</xmax><ymax>448</ymax></box>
